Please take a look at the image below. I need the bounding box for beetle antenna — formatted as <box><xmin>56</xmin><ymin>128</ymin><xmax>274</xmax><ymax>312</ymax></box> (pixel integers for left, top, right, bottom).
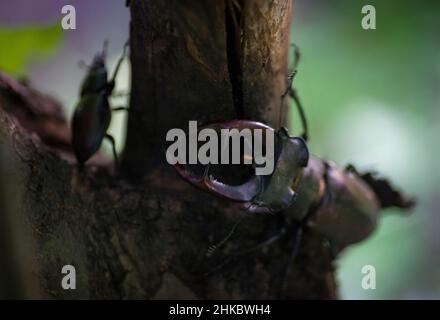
<box><xmin>110</xmin><ymin>40</ymin><xmax>130</xmax><ymax>84</ymax></box>
<box><xmin>102</xmin><ymin>39</ymin><xmax>109</xmax><ymax>59</ymax></box>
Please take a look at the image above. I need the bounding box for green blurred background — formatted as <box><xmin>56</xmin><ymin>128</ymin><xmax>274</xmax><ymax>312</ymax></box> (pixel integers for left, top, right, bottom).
<box><xmin>0</xmin><ymin>0</ymin><xmax>438</xmax><ymax>299</ymax></box>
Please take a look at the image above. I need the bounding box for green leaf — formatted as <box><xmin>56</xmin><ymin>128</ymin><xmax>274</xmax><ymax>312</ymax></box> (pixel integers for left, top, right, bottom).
<box><xmin>0</xmin><ymin>22</ymin><xmax>63</xmax><ymax>76</ymax></box>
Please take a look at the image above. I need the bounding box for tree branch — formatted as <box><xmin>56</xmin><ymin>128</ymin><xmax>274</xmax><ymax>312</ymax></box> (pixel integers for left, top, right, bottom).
<box><xmin>122</xmin><ymin>0</ymin><xmax>292</xmax><ymax>179</ymax></box>
<box><xmin>0</xmin><ymin>71</ymin><xmax>337</xmax><ymax>298</ymax></box>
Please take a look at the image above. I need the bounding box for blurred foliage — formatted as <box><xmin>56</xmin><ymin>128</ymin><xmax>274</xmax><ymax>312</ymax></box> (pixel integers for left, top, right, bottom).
<box><xmin>289</xmin><ymin>0</ymin><xmax>440</xmax><ymax>299</ymax></box>
<box><xmin>0</xmin><ymin>23</ymin><xmax>62</xmax><ymax>76</ymax></box>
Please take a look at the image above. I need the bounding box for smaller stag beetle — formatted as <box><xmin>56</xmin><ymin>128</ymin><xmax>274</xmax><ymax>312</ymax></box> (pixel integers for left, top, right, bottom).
<box><xmin>71</xmin><ymin>40</ymin><xmax>129</xmax><ymax>167</ymax></box>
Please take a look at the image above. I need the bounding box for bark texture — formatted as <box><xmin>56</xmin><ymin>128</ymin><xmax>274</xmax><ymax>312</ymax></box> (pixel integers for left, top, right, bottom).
<box><xmin>0</xmin><ymin>0</ymin><xmax>341</xmax><ymax>299</ymax></box>
<box><xmin>122</xmin><ymin>0</ymin><xmax>292</xmax><ymax>177</ymax></box>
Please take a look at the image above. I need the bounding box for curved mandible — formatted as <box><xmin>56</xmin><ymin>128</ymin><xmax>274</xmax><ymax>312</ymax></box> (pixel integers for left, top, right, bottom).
<box><xmin>174</xmin><ymin>163</ymin><xmax>262</xmax><ymax>202</ymax></box>
<box><xmin>174</xmin><ymin>120</ymin><xmax>275</xmax><ymax>202</ymax></box>
<box><xmin>199</xmin><ymin>120</ymin><xmax>275</xmax><ymax>132</ymax></box>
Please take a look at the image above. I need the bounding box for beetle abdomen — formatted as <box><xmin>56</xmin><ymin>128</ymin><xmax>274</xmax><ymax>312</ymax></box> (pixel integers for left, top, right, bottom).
<box><xmin>71</xmin><ymin>93</ymin><xmax>111</xmax><ymax>164</ymax></box>
<box><xmin>309</xmin><ymin>162</ymin><xmax>380</xmax><ymax>249</ymax></box>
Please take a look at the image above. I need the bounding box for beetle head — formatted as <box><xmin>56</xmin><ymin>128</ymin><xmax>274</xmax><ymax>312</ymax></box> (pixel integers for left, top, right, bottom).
<box><xmin>90</xmin><ymin>40</ymin><xmax>108</xmax><ymax>71</ymax></box>
<box><xmin>290</xmin><ymin>136</ymin><xmax>309</xmax><ymax>168</ymax></box>
<box><xmin>276</xmin><ymin>127</ymin><xmax>308</xmax><ymax>166</ymax></box>
<box><xmin>254</xmin><ymin>128</ymin><xmax>309</xmax><ymax>211</ymax></box>
<box><xmin>288</xmin><ymin>136</ymin><xmax>309</xmax><ymax>193</ymax></box>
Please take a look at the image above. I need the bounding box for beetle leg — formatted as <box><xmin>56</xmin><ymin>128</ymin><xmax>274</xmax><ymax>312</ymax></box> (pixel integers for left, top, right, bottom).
<box><xmin>229</xmin><ymin>213</ymin><xmax>287</xmax><ymax>256</ymax></box>
<box><xmin>280</xmin><ymin>44</ymin><xmax>309</xmax><ymax>141</ymax></box>
<box><xmin>111</xmin><ymin>91</ymin><xmax>129</xmax><ymax>98</ymax></box>
<box><xmin>290</xmin><ymin>43</ymin><xmax>301</xmax><ymax>71</ymax></box>
<box><xmin>200</xmin><ymin>256</ymin><xmax>235</xmax><ymax>278</ymax></box>
<box><xmin>111</xmin><ymin>106</ymin><xmax>129</xmax><ymax>112</ymax></box>
<box><xmin>205</xmin><ymin>213</ymin><xmax>249</xmax><ymax>257</ymax></box>
<box><xmin>110</xmin><ymin>40</ymin><xmax>130</xmax><ymax>84</ymax></box>
<box><xmin>289</xmin><ymin>43</ymin><xmax>309</xmax><ymax>141</ymax></box>
<box><xmin>105</xmin><ymin>134</ymin><xmax>119</xmax><ymax>169</ymax></box>
<box><xmin>288</xmin><ymin>88</ymin><xmax>309</xmax><ymax>142</ymax></box>
<box><xmin>279</xmin><ymin>223</ymin><xmax>304</xmax><ymax>297</ymax></box>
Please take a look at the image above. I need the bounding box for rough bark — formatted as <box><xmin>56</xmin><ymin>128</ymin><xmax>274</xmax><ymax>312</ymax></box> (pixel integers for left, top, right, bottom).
<box><xmin>122</xmin><ymin>0</ymin><xmax>292</xmax><ymax>178</ymax></box>
<box><xmin>0</xmin><ymin>0</ymin><xmax>339</xmax><ymax>299</ymax></box>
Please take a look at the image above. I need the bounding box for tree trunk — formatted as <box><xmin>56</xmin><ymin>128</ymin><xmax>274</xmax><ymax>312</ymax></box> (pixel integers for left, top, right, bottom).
<box><xmin>0</xmin><ymin>0</ymin><xmax>338</xmax><ymax>299</ymax></box>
